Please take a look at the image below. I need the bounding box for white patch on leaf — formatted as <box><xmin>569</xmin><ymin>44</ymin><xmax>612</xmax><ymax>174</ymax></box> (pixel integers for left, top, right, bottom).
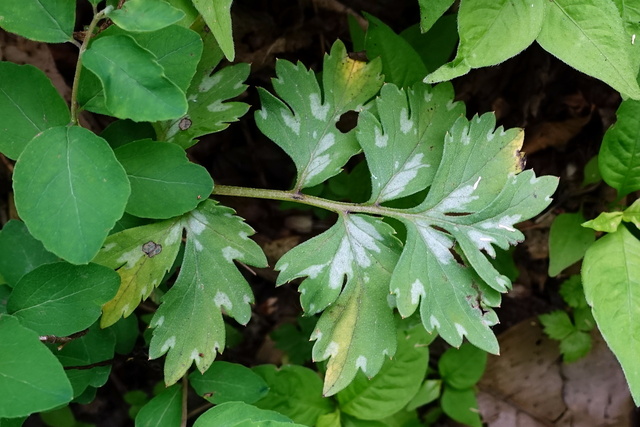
<box><xmin>207</xmin><ymin>100</ymin><xmax>232</xmax><ymax>112</ymax></box>
<box><xmin>305</xmin><ymin>133</ymin><xmax>335</xmax><ymax>182</ymax></box>
<box><xmin>455</xmin><ymin>323</ymin><xmax>468</xmax><ymax>337</ymax></box>
<box><xmin>356</xmin><ymin>355</ymin><xmax>368</xmax><ymax>372</ymax></box>
<box><xmin>400</xmin><ymin>108</ymin><xmax>413</xmax><ymax>134</ymax></box>
<box><xmin>199</xmin><ymin>73</ymin><xmax>222</xmax><ymax>92</ymax></box>
<box><xmin>467</xmin><ymin>230</ymin><xmax>496</xmax><ymax>257</ymax></box>
<box><xmin>161</xmin><ymin>336</ymin><xmax>176</xmax><ymax>353</ymax></box>
<box><xmin>416</xmin><ymin>223</ymin><xmax>454</xmax><ymax>265</ymax></box>
<box><xmin>258</xmin><ymin>109</ymin><xmax>268</xmax><ymax>120</ymax></box>
<box><xmin>222</xmin><ymin>246</ymin><xmax>242</xmax><ymax>263</ymax></box>
<box><xmin>374</xmin><ymin>126</ymin><xmax>388</xmax><ymax>147</ymax></box>
<box><xmin>190</xmin><ymin>349</ymin><xmax>200</xmax><ymax>361</ymax></box>
<box><xmin>486</xmin><ymin>129</ymin><xmax>495</xmax><ymax>141</ymax></box>
<box><xmin>187</xmin><ymin>211</ymin><xmax>208</xmax><ymax>235</ymax></box>
<box><xmin>381</xmin><ymin>153</ymin><xmax>428</xmax><ymax>200</ymax></box>
<box><xmin>323</xmin><ymin>341</ymin><xmax>340</xmax><ymax>359</ymax></box>
<box><xmin>117</xmin><ymin>248</ymin><xmax>143</xmax><ymax>269</ymax></box>
<box><xmin>423</xmin><ymin>91</ymin><xmax>433</xmax><ymax>103</ymax></box>
<box><xmin>165</xmin><ymin>223</ymin><xmax>183</xmax><ymax>245</ymax></box>
<box><xmin>193</xmin><ymin>239</ymin><xmax>204</xmax><ymax>252</ymax></box>
<box><xmin>153</xmin><ymin>315</ymin><xmax>165</xmax><ymax>327</ymax></box>
<box><xmin>480</xmin><ymin>214</ymin><xmax>522</xmax><ymax>233</ymax></box>
<box><xmin>102</xmin><ymin>242</ymin><xmax>116</xmax><ymax>252</ymax></box>
<box><xmin>281</xmin><ymin>110</ymin><xmax>300</xmax><ymax>135</ymax></box>
<box><xmin>243</xmin><ymin>294</ymin><xmax>252</xmax><ymax>304</ymax></box>
<box><xmin>410</xmin><ymin>279</ymin><xmax>426</xmax><ymax>305</ymax></box>
<box><xmin>238</xmin><ymin>231</ymin><xmax>249</xmax><ymax>240</ymax></box>
<box><xmin>300</xmin><ymin>264</ymin><xmax>327</xmax><ymax>279</ymax></box>
<box><xmin>214</xmin><ymin>291</ymin><xmax>233</xmax><ymax>309</ymax></box>
<box><xmin>446</xmin><ymin>100</ymin><xmax>456</xmax><ymax>111</ymax></box>
<box><xmin>121</xmin><ymin>304</ymin><xmax>129</xmax><ymax>315</ymax></box>
<box><xmin>429</xmin><ymin>315</ymin><xmax>440</xmax><ymax>329</ymax></box>
<box><xmin>278</xmin><ymin>263</ymin><xmax>289</xmax><ymax>272</ymax></box>
<box><xmin>460</xmin><ymin>125</ymin><xmax>470</xmax><ymax>145</ymax></box>
<box><xmin>329</xmin><ymin>237</ymin><xmax>353</xmax><ymax>289</ymax></box>
<box><xmin>309</xmin><ymin>93</ymin><xmax>330</xmax><ymax>121</ymax></box>
<box><xmin>433</xmin><ymin>184</ymin><xmax>479</xmax><ymax>212</ymax></box>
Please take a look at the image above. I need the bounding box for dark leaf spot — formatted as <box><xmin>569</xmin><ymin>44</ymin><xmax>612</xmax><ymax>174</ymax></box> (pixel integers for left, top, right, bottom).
<box><xmin>179</xmin><ymin>117</ymin><xmax>192</xmax><ymax>130</ymax></box>
<box><xmin>142</xmin><ymin>241</ymin><xmax>162</xmax><ymax>257</ymax></box>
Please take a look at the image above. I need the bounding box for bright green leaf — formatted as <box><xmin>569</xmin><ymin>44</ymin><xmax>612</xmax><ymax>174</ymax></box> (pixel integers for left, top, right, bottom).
<box><xmin>405</xmin><ymin>379</ymin><xmax>441</xmax><ymax>411</ymax></box>
<box><xmin>599</xmin><ymin>99</ymin><xmax>640</xmax><ymax>196</ymax></box>
<box><xmin>100</xmin><ymin>120</ymin><xmax>157</xmax><ymax>149</ymax></box>
<box><xmin>194</xmin><ymin>402</ymin><xmax>305</xmax><ymax>427</ymax></box>
<box><xmin>582</xmin><ymin>211</ymin><xmax>624</xmax><ymax>232</ymax></box>
<box><xmin>106</xmin><ymin>0</ymin><xmax>185</xmax><ymax>32</ymax></box>
<box><xmin>440</xmin><ymin>386</ymin><xmax>481</xmax><ymax>427</ymax></box>
<box><xmin>573</xmin><ymin>306</ymin><xmax>595</xmax><ymax>332</ymax></box>
<box><xmin>560</xmin><ymin>330</ymin><xmax>592</xmax><ymax>363</ymax></box>
<box><xmin>336</xmin><ymin>325</ymin><xmax>430</xmax><ymax>420</ymax></box>
<box><xmin>0</xmin><ymin>220</ymin><xmax>58</xmax><ymax>288</ymax></box>
<box><xmin>7</xmin><ymin>262</ymin><xmax>119</xmax><ymax>336</ymax></box>
<box><xmin>0</xmin><ymin>62</ymin><xmax>70</xmax><ymax>159</ymax></box>
<box><xmin>166</xmin><ymin>0</ymin><xmax>200</xmax><ymax>27</ymax></box>
<box><xmin>135</xmin><ymin>384</ymin><xmax>182</xmax><ymax>427</ymax></box>
<box><xmin>256</xmin><ymin>40</ymin><xmax>384</xmax><ymax>190</ymax></box>
<box><xmin>13</xmin><ymin>126</ymin><xmax>130</xmax><ymax>265</ymax></box>
<box><xmin>115</xmin><ymin>140</ymin><xmax>213</xmax><ymax>219</ymax></box>
<box><xmin>401</xmin><ymin>16</ymin><xmax>459</xmax><ymax>73</ymax></box>
<box><xmin>149</xmin><ymin>201</ymin><xmax>267</xmax><ymax>385</ymax></box>
<box><xmin>0</xmin><ymin>285</ymin><xmax>10</xmax><ymax>314</ymax></box>
<box><xmin>582</xmin><ymin>225</ymin><xmax>640</xmax><ymax>404</ymax></box>
<box><xmin>271</xmin><ymin>316</ymin><xmax>317</xmax><ymax>365</ymax></box>
<box><xmin>82</xmin><ymin>35</ymin><xmax>188</xmax><ymax>121</ymax></box>
<box><xmin>418</xmin><ymin>0</ymin><xmax>454</xmax><ymax>32</ymax></box>
<box><xmin>93</xmin><ymin>217</ymin><xmax>183</xmax><ymax>327</ymax></box>
<box><xmin>537</xmin><ymin>0</ymin><xmax>640</xmax><ymax>99</ymax></box>
<box><xmin>276</xmin><ymin>214</ymin><xmax>402</xmax><ymax>396</ymax></box>
<box><xmin>40</xmin><ymin>406</ymin><xmax>75</xmax><ymax>427</ymax></box>
<box><xmin>364</xmin><ymin>14</ymin><xmax>428</xmax><ymax>87</ymax></box>
<box><xmin>0</xmin><ymin>418</ymin><xmax>26</xmax><ymax>427</ymax></box>
<box><xmin>252</xmin><ymin>365</ymin><xmax>334</xmax><ymax>425</ymax></box>
<box><xmin>622</xmin><ymin>199</ymin><xmax>640</xmax><ymax>228</ymax></box>
<box><xmin>190</xmin><ymin>361</ymin><xmax>269</xmax><ymax>405</ymax></box>
<box><xmin>539</xmin><ymin>310</ymin><xmax>575</xmax><ymax>341</ymax></box>
<box><xmin>192</xmin><ymin>0</ymin><xmax>234</xmax><ymax>61</ymax></box>
<box><xmin>426</xmin><ymin>0</ymin><xmax>544</xmax><ymax>83</ymax></box>
<box><xmin>582</xmin><ymin>155</ymin><xmax>602</xmax><ymax>186</ymax></box>
<box><xmin>548</xmin><ymin>212</ymin><xmax>595</xmax><ymax>276</ymax></box>
<box><xmin>0</xmin><ymin>315</ymin><xmax>73</xmax><ymax>418</ymax></box>
<box><xmin>109</xmin><ymin>314</ymin><xmax>139</xmax><ymax>355</ymax></box>
<box><xmin>357</xmin><ymin>82</ymin><xmax>464</xmax><ymax>204</ymax></box>
<box><xmin>0</xmin><ymin>0</ymin><xmax>74</xmax><ymax>43</ymax></box>
<box><xmin>438</xmin><ymin>343</ymin><xmax>487</xmax><ymax>389</ymax></box>
<box><xmin>558</xmin><ymin>275</ymin><xmax>588</xmax><ymax>309</ymax></box>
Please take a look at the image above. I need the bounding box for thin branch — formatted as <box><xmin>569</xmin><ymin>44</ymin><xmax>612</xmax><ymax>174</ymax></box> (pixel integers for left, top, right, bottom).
<box><xmin>39</xmin><ymin>328</ymin><xmax>89</xmax><ymax>349</ymax></box>
<box><xmin>181</xmin><ymin>375</ymin><xmax>189</xmax><ymax>427</ymax></box>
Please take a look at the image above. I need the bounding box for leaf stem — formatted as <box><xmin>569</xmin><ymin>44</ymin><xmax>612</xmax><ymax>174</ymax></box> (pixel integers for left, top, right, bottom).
<box><xmin>70</xmin><ymin>8</ymin><xmax>110</xmax><ymax>125</ymax></box>
<box><xmin>212</xmin><ymin>184</ymin><xmax>406</xmax><ymax>217</ymax></box>
<box><xmin>181</xmin><ymin>375</ymin><xmax>188</xmax><ymax>427</ymax></box>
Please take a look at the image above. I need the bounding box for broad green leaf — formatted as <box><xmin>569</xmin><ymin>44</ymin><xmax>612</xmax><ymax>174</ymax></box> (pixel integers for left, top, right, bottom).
<box><xmin>558</xmin><ymin>275</ymin><xmax>588</xmax><ymax>309</ymax></box>
<box><xmin>356</xmin><ymin>82</ymin><xmax>464</xmax><ymax>204</ymax></box>
<box><xmin>276</xmin><ymin>214</ymin><xmax>402</xmax><ymax>395</ymax></box>
<box><xmin>438</xmin><ymin>343</ymin><xmax>487</xmax><ymax>389</ymax></box>
<box><xmin>363</xmin><ymin>14</ymin><xmax>428</xmax><ymax>87</ymax></box>
<box><xmin>0</xmin><ymin>220</ymin><xmax>58</xmax><ymax>287</ymax></box>
<box><xmin>582</xmin><ymin>211</ymin><xmax>624</xmax><ymax>232</ymax></box>
<box><xmin>166</xmin><ymin>0</ymin><xmax>200</xmax><ymax>27</ymax></box>
<box><xmin>560</xmin><ymin>330</ymin><xmax>592</xmax><ymax>362</ymax></box>
<box><xmin>7</xmin><ymin>262</ymin><xmax>119</xmax><ymax>336</ymax></box>
<box><xmin>418</xmin><ymin>0</ymin><xmax>455</xmax><ymax>32</ymax></box>
<box><xmin>271</xmin><ymin>316</ymin><xmax>317</xmax><ymax>365</ymax></box>
<box><xmin>115</xmin><ymin>140</ymin><xmax>213</xmax><ymax>218</ymax></box>
<box><xmin>401</xmin><ymin>16</ymin><xmax>459</xmax><ymax>73</ymax></box>
<box><xmin>135</xmin><ymin>384</ymin><xmax>181</xmax><ymax>427</ymax></box>
<box><xmin>536</xmin><ymin>0</ymin><xmax>640</xmax><ymax>99</ymax></box>
<box><xmin>82</xmin><ymin>35</ymin><xmax>188</xmax><ymax>121</ymax></box>
<box><xmin>386</xmin><ymin>114</ymin><xmax>557</xmax><ymax>353</ymax></box>
<box><xmin>0</xmin><ymin>0</ymin><xmax>74</xmax><ymax>43</ymax></box>
<box><xmin>101</xmin><ymin>120</ymin><xmax>157</xmax><ymax>149</ymax></box>
<box><xmin>190</xmin><ymin>361</ymin><xmax>269</xmax><ymax>404</ymax></box>
<box><xmin>599</xmin><ymin>99</ymin><xmax>640</xmax><ymax>196</ymax></box>
<box><xmin>440</xmin><ymin>386</ymin><xmax>481</xmax><ymax>427</ymax></box>
<box><xmin>0</xmin><ymin>62</ymin><xmax>70</xmax><ymax>159</ymax></box>
<box><xmin>79</xmin><ymin>24</ymin><xmax>203</xmax><ymax>116</ymax></box>
<box><xmin>336</xmin><ymin>325</ymin><xmax>430</xmax><ymax>420</ymax></box>
<box><xmin>548</xmin><ymin>212</ymin><xmax>595</xmax><ymax>276</ymax></box>
<box><xmin>192</xmin><ymin>0</ymin><xmax>234</xmax><ymax>61</ymax></box>
<box><xmin>426</xmin><ymin>0</ymin><xmax>544</xmax><ymax>83</ymax></box>
<box><xmin>0</xmin><ymin>285</ymin><xmax>10</xmax><ymax>314</ymax></box>
<box><xmin>256</xmin><ymin>40</ymin><xmax>384</xmax><ymax>190</ymax></box>
<box><xmin>582</xmin><ymin>225</ymin><xmax>640</xmax><ymax>404</ymax></box>
<box><xmin>622</xmin><ymin>199</ymin><xmax>640</xmax><ymax>228</ymax></box>
<box><xmin>582</xmin><ymin>155</ymin><xmax>602</xmax><ymax>186</ymax></box>
<box><xmin>110</xmin><ymin>314</ymin><xmax>139</xmax><ymax>354</ymax></box>
<box><xmin>149</xmin><ymin>201</ymin><xmax>267</xmax><ymax>385</ymax></box>
<box><xmin>40</xmin><ymin>406</ymin><xmax>76</xmax><ymax>427</ymax></box>
<box><xmin>539</xmin><ymin>310</ymin><xmax>575</xmax><ymax>341</ymax></box>
<box><xmin>0</xmin><ymin>418</ymin><xmax>26</xmax><ymax>427</ymax></box>
<box><xmin>106</xmin><ymin>0</ymin><xmax>185</xmax><ymax>32</ymax></box>
<box><xmin>252</xmin><ymin>365</ymin><xmax>334</xmax><ymax>425</ymax></box>
<box><xmin>405</xmin><ymin>379</ymin><xmax>441</xmax><ymax>411</ymax></box>
<box><xmin>194</xmin><ymin>402</ymin><xmax>305</xmax><ymax>427</ymax></box>
<box><xmin>13</xmin><ymin>126</ymin><xmax>130</xmax><ymax>265</ymax></box>
<box><xmin>612</xmin><ymin>0</ymin><xmax>640</xmax><ymax>69</ymax></box>
<box><xmin>0</xmin><ymin>315</ymin><xmax>73</xmax><ymax>418</ymax></box>
<box><xmin>50</xmin><ymin>323</ymin><xmax>115</xmax><ymax>398</ymax></box>
<box><xmin>93</xmin><ymin>217</ymin><xmax>183</xmax><ymax>327</ymax></box>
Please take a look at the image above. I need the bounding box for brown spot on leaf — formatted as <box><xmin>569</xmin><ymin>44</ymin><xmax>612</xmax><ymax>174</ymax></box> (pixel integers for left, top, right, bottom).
<box><xmin>179</xmin><ymin>117</ymin><xmax>192</xmax><ymax>130</ymax></box>
<box><xmin>142</xmin><ymin>241</ymin><xmax>162</xmax><ymax>257</ymax></box>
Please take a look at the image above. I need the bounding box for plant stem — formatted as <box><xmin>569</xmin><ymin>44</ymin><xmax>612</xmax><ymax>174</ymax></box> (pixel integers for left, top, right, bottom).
<box><xmin>212</xmin><ymin>184</ymin><xmax>407</xmax><ymax>218</ymax></box>
<box><xmin>180</xmin><ymin>375</ymin><xmax>188</xmax><ymax>427</ymax></box>
<box><xmin>69</xmin><ymin>8</ymin><xmax>110</xmax><ymax>125</ymax></box>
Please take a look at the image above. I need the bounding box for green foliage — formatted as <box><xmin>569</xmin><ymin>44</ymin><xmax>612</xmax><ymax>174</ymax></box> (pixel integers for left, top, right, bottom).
<box><xmin>134</xmin><ymin>384</ymin><xmax>182</xmax><ymax>427</ymax></box>
<box><xmin>548</xmin><ymin>212</ymin><xmax>595</xmax><ymax>276</ymax></box>
<box><xmin>190</xmin><ymin>361</ymin><xmax>269</xmax><ymax>404</ymax></box>
<box><xmin>194</xmin><ymin>402</ymin><xmax>306</xmax><ymax>427</ymax></box>
<box><xmin>0</xmin><ymin>0</ymin><xmax>75</xmax><ymax>43</ymax></box>
<box><xmin>105</xmin><ymin>0</ymin><xmax>185</xmax><ymax>32</ymax></box>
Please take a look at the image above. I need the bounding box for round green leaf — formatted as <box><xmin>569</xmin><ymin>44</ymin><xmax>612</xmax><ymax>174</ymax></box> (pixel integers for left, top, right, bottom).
<box><xmin>438</xmin><ymin>343</ymin><xmax>487</xmax><ymax>389</ymax></box>
<box><xmin>190</xmin><ymin>361</ymin><xmax>269</xmax><ymax>404</ymax></box>
<box><xmin>135</xmin><ymin>384</ymin><xmax>182</xmax><ymax>427</ymax></box>
<box><xmin>194</xmin><ymin>402</ymin><xmax>305</xmax><ymax>427</ymax></box>
<box><xmin>0</xmin><ymin>0</ymin><xmax>74</xmax><ymax>43</ymax></box>
<box><xmin>82</xmin><ymin>35</ymin><xmax>188</xmax><ymax>121</ymax></box>
<box><xmin>0</xmin><ymin>315</ymin><xmax>73</xmax><ymax>418</ymax></box>
<box><xmin>0</xmin><ymin>220</ymin><xmax>58</xmax><ymax>287</ymax></box>
<box><xmin>7</xmin><ymin>262</ymin><xmax>120</xmax><ymax>336</ymax></box>
<box><xmin>115</xmin><ymin>140</ymin><xmax>213</xmax><ymax>219</ymax></box>
<box><xmin>0</xmin><ymin>62</ymin><xmax>70</xmax><ymax>159</ymax></box>
<box><xmin>107</xmin><ymin>0</ymin><xmax>185</xmax><ymax>32</ymax></box>
<box><xmin>13</xmin><ymin>126</ymin><xmax>130</xmax><ymax>264</ymax></box>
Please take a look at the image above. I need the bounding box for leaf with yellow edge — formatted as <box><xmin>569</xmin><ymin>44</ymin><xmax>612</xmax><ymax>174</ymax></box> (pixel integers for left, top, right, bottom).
<box><xmin>93</xmin><ymin>218</ymin><xmax>183</xmax><ymax>327</ymax></box>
